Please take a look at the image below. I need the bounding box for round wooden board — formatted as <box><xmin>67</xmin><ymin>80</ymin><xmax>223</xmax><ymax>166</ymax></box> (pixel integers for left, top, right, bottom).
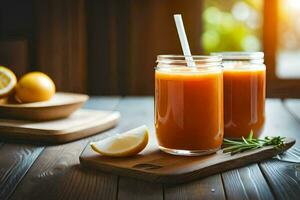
<box><xmin>0</xmin><ymin>92</ymin><xmax>89</xmax><ymax>121</ymax></box>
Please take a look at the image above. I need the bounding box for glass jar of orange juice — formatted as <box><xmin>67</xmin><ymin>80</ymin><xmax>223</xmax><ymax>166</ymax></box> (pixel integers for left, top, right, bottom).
<box><xmin>155</xmin><ymin>55</ymin><xmax>223</xmax><ymax>156</ymax></box>
<box><xmin>212</xmin><ymin>52</ymin><xmax>266</xmax><ymax>138</ymax></box>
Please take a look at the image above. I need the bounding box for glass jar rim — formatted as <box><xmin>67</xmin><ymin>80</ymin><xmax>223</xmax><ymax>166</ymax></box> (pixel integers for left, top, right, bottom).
<box><xmin>211</xmin><ymin>52</ymin><xmax>264</xmax><ymax>61</ymax></box>
<box><xmin>156</xmin><ymin>55</ymin><xmax>222</xmax><ymax>65</ymax></box>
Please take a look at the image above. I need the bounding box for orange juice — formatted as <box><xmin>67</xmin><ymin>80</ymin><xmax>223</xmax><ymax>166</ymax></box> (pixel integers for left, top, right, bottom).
<box><xmin>213</xmin><ymin>52</ymin><xmax>266</xmax><ymax>138</ymax></box>
<box><xmin>224</xmin><ymin>68</ymin><xmax>265</xmax><ymax>138</ymax></box>
<box><xmin>154</xmin><ymin>55</ymin><xmax>223</xmax><ymax>156</ymax></box>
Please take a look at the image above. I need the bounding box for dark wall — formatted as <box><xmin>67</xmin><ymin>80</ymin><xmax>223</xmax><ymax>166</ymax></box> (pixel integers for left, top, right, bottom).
<box><xmin>0</xmin><ymin>0</ymin><xmax>86</xmax><ymax>92</ymax></box>
<box><xmin>0</xmin><ymin>0</ymin><xmax>35</xmax><ymax>76</ymax></box>
<box><xmin>0</xmin><ymin>0</ymin><xmax>34</xmax><ymax>38</ymax></box>
<box><xmin>87</xmin><ymin>0</ymin><xmax>203</xmax><ymax>95</ymax></box>
<box><xmin>0</xmin><ymin>0</ymin><xmax>203</xmax><ymax>95</ymax></box>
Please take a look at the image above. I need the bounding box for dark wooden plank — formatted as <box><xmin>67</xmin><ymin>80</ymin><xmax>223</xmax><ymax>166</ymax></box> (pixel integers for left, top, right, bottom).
<box><xmin>258</xmin><ymin>99</ymin><xmax>300</xmax><ymax>200</ymax></box>
<box><xmin>260</xmin><ymin>159</ymin><xmax>300</xmax><ymax>200</ymax></box>
<box><xmin>115</xmin><ymin>97</ymin><xmax>163</xmax><ymax>200</ymax></box>
<box><xmin>9</xmin><ymin>97</ymin><xmax>120</xmax><ymax>200</ymax></box>
<box><xmin>222</xmin><ymin>164</ymin><xmax>274</xmax><ymax>200</ymax></box>
<box><xmin>0</xmin><ymin>144</ymin><xmax>43</xmax><ymax>200</ymax></box>
<box><xmin>165</xmin><ymin>174</ymin><xmax>225</xmax><ymax>200</ymax></box>
<box><xmin>10</xmin><ymin>140</ymin><xmax>118</xmax><ymax>200</ymax></box>
<box><xmin>118</xmin><ymin>178</ymin><xmax>163</xmax><ymax>200</ymax></box>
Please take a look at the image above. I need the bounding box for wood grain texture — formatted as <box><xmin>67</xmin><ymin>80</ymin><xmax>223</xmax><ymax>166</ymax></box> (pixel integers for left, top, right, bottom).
<box><xmin>258</xmin><ymin>99</ymin><xmax>300</xmax><ymax>200</ymax></box>
<box><xmin>164</xmin><ymin>174</ymin><xmax>225</xmax><ymax>200</ymax></box>
<box><xmin>222</xmin><ymin>164</ymin><xmax>274</xmax><ymax>200</ymax></box>
<box><xmin>35</xmin><ymin>0</ymin><xmax>86</xmax><ymax>93</ymax></box>
<box><xmin>260</xmin><ymin>160</ymin><xmax>300</xmax><ymax>200</ymax></box>
<box><xmin>9</xmin><ymin>97</ymin><xmax>120</xmax><ymax>200</ymax></box>
<box><xmin>0</xmin><ymin>144</ymin><xmax>43</xmax><ymax>200</ymax></box>
<box><xmin>10</xmin><ymin>141</ymin><xmax>118</xmax><ymax>200</ymax></box>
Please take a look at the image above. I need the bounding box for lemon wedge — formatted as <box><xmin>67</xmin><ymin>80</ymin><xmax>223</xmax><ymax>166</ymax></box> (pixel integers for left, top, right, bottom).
<box><xmin>90</xmin><ymin>125</ymin><xmax>149</xmax><ymax>157</ymax></box>
<box><xmin>0</xmin><ymin>66</ymin><xmax>17</xmax><ymax>98</ymax></box>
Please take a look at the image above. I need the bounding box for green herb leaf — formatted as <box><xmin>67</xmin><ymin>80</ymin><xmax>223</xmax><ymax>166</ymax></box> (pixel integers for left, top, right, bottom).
<box><xmin>223</xmin><ymin>131</ymin><xmax>285</xmax><ymax>155</ymax></box>
<box><xmin>247</xmin><ymin>130</ymin><xmax>253</xmax><ymax>140</ymax></box>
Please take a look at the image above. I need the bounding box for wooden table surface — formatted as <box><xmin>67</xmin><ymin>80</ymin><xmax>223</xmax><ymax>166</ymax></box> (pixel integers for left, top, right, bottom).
<box><xmin>0</xmin><ymin>97</ymin><xmax>300</xmax><ymax>200</ymax></box>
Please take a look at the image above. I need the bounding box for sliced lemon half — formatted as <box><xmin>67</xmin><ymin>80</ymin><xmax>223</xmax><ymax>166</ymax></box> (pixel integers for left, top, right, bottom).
<box><xmin>0</xmin><ymin>66</ymin><xmax>17</xmax><ymax>98</ymax></box>
<box><xmin>90</xmin><ymin>125</ymin><xmax>149</xmax><ymax>157</ymax></box>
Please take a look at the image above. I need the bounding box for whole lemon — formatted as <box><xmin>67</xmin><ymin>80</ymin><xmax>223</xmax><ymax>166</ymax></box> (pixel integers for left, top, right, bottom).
<box><xmin>16</xmin><ymin>72</ymin><xmax>55</xmax><ymax>103</ymax></box>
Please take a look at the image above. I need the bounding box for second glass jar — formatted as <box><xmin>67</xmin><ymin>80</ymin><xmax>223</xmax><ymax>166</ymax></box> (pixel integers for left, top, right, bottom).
<box><xmin>212</xmin><ymin>52</ymin><xmax>266</xmax><ymax>138</ymax></box>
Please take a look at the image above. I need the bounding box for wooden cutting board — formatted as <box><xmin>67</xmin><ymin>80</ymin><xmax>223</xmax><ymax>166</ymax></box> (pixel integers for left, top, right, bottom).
<box><xmin>80</xmin><ymin>135</ymin><xmax>295</xmax><ymax>184</ymax></box>
<box><xmin>0</xmin><ymin>109</ymin><xmax>120</xmax><ymax>143</ymax></box>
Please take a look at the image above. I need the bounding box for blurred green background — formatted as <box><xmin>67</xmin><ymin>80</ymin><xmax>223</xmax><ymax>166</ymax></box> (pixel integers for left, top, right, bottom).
<box><xmin>202</xmin><ymin>0</ymin><xmax>262</xmax><ymax>53</ymax></box>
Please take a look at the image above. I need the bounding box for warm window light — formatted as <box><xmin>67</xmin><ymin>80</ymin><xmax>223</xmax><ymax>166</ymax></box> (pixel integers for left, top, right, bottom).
<box><xmin>284</xmin><ymin>0</ymin><xmax>300</xmax><ymax>11</ymax></box>
<box><xmin>276</xmin><ymin>0</ymin><xmax>300</xmax><ymax>78</ymax></box>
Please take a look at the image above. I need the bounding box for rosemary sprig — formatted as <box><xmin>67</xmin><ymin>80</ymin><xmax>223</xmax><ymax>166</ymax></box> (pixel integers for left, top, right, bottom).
<box><xmin>223</xmin><ymin>131</ymin><xmax>285</xmax><ymax>155</ymax></box>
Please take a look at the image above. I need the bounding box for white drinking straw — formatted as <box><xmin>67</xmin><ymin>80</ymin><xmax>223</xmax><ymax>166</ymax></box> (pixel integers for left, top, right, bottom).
<box><xmin>173</xmin><ymin>14</ymin><xmax>196</xmax><ymax>67</ymax></box>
